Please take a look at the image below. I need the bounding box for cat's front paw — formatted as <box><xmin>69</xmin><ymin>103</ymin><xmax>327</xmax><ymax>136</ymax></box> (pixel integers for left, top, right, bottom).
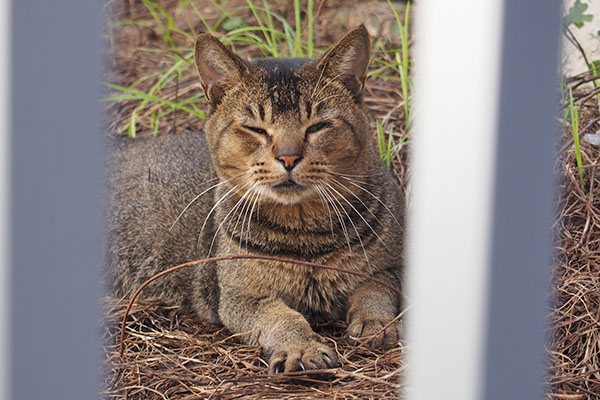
<box><xmin>269</xmin><ymin>338</ymin><xmax>338</xmax><ymax>374</ymax></box>
<box><xmin>346</xmin><ymin>315</ymin><xmax>401</xmax><ymax>349</ymax></box>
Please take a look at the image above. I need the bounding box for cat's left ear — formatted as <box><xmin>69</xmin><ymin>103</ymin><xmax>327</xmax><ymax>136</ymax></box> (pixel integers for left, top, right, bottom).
<box><xmin>316</xmin><ymin>25</ymin><xmax>370</xmax><ymax>95</ymax></box>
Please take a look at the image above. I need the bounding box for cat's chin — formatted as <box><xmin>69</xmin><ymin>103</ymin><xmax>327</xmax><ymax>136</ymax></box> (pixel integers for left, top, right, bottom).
<box><xmin>266</xmin><ymin>181</ymin><xmax>311</xmax><ymax>205</ymax></box>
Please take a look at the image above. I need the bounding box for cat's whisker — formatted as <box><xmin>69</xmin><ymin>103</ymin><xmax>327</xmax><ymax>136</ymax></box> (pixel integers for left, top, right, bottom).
<box><xmin>323</xmin><ymin>182</ymin><xmax>376</xmax><ymax>265</ymax></box>
<box><xmin>207</xmin><ymin>181</ymin><xmax>258</xmax><ymax>257</ymax></box>
<box><xmin>312</xmin><ymin>72</ymin><xmax>346</xmax><ymax>101</ymax></box>
<box><xmin>327</xmin><ymin>174</ymin><xmax>377</xmax><ymax>189</ymax></box>
<box><xmin>313</xmin><ymin>93</ymin><xmax>346</xmax><ymax>109</ymax></box>
<box><xmin>229</xmin><ymin>182</ymin><xmax>254</xmax><ymax>237</ymax></box>
<box><xmin>317</xmin><ymin>184</ymin><xmax>352</xmax><ymax>253</ymax></box>
<box><xmin>237</xmin><ymin>184</ymin><xmax>257</xmax><ymax>252</ymax></box>
<box><xmin>255</xmin><ymin>186</ymin><xmax>264</xmax><ymax>217</ymax></box>
<box><xmin>205</xmin><ymin>183</ymin><xmax>251</xmax><ymax>254</ymax></box>
<box><xmin>310</xmin><ymin>63</ymin><xmax>328</xmax><ymax>100</ymax></box>
<box><xmin>340</xmin><ymin>178</ymin><xmax>402</xmax><ymax>227</ymax></box>
<box><xmin>330</xmin><ymin>178</ymin><xmax>383</xmax><ymax>226</ymax></box>
<box><xmin>243</xmin><ymin>185</ymin><xmax>263</xmax><ymax>251</ymax></box>
<box><xmin>321</xmin><ymin>184</ymin><xmax>370</xmax><ymax>264</ymax></box>
<box><xmin>240</xmin><ymin>189</ymin><xmax>253</xmax><ymax>251</ymax></box>
<box><xmin>189</xmin><ymin>174</ymin><xmax>221</xmax><ymax>186</ymax></box>
<box><xmin>326</xmin><ymin>170</ymin><xmax>384</xmax><ymax>181</ymax></box>
<box><xmin>234</xmin><ymin>184</ymin><xmax>262</xmax><ymax>254</ymax></box>
<box><xmin>224</xmin><ymin>203</ymin><xmax>246</xmax><ymax>254</ymax></box>
<box><xmin>329</xmin><ymin>179</ymin><xmax>390</xmax><ymax>252</ymax></box>
<box><xmin>311</xmin><ymin>183</ymin><xmax>335</xmax><ymax>237</ymax></box>
<box><xmin>197</xmin><ymin>182</ymin><xmax>247</xmax><ymax>250</ymax></box>
<box><xmin>256</xmin><ymin>185</ymin><xmax>265</xmax><ymax>223</ymax></box>
<box><xmin>226</xmin><ymin>183</ymin><xmax>256</xmax><ymax>251</ymax></box>
<box><xmin>169</xmin><ymin>174</ymin><xmax>246</xmax><ymax>231</ymax></box>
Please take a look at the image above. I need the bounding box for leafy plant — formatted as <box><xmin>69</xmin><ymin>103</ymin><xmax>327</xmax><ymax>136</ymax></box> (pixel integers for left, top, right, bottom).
<box><xmin>563</xmin><ymin>0</ymin><xmax>599</xmax><ymax>108</ymax></box>
<box><xmin>369</xmin><ymin>1</ymin><xmax>412</xmax><ymax>135</ymax></box>
<box><xmin>369</xmin><ymin>1</ymin><xmax>412</xmax><ymax>166</ymax></box>
<box><xmin>564</xmin><ymin>0</ymin><xmax>593</xmax><ymax>28</ymax></box>
<box><xmin>388</xmin><ymin>0</ymin><xmax>412</xmax><ymax>132</ymax></box>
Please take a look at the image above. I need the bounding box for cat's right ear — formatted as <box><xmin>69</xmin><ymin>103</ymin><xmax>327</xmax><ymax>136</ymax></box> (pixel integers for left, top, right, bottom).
<box><xmin>194</xmin><ymin>34</ymin><xmax>249</xmax><ymax>107</ymax></box>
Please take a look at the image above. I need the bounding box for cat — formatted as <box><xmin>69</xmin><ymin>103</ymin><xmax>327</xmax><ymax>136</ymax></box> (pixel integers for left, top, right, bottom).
<box><xmin>107</xmin><ymin>25</ymin><xmax>404</xmax><ymax>374</ymax></box>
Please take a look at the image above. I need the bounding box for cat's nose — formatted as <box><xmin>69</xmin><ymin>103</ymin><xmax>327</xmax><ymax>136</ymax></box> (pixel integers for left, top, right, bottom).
<box><xmin>277</xmin><ymin>153</ymin><xmax>302</xmax><ymax>171</ymax></box>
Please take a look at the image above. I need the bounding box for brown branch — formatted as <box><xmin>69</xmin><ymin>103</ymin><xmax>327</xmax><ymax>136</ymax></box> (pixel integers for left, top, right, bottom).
<box><xmin>119</xmin><ymin>254</ymin><xmax>405</xmax><ymax>357</ymax></box>
<box><xmin>575</xmin><ymin>86</ymin><xmax>600</xmax><ymax>106</ymax></box>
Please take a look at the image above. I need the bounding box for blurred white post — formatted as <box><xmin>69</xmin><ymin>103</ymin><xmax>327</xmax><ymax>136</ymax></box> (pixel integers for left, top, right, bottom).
<box><xmin>407</xmin><ymin>0</ymin><xmax>561</xmax><ymax>399</ymax></box>
<box><xmin>406</xmin><ymin>1</ymin><xmax>503</xmax><ymax>399</ymax></box>
<box><xmin>0</xmin><ymin>0</ymin><xmax>9</xmax><ymax>399</ymax></box>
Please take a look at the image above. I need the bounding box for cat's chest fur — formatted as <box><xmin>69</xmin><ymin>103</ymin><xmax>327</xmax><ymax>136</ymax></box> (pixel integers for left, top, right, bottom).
<box><xmin>216</xmin><ymin>254</ymin><xmax>366</xmax><ymax>322</ymax></box>
<box><xmin>208</xmin><ymin>184</ymin><xmax>390</xmax><ymax>321</ymax></box>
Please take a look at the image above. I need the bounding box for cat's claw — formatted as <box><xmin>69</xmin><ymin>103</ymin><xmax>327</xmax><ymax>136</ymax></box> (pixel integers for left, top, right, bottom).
<box><xmin>273</xmin><ymin>362</ymin><xmax>284</xmax><ymax>374</ymax></box>
<box><xmin>268</xmin><ymin>339</ymin><xmax>338</xmax><ymax>374</ymax></box>
<box><xmin>346</xmin><ymin>316</ymin><xmax>402</xmax><ymax>349</ymax></box>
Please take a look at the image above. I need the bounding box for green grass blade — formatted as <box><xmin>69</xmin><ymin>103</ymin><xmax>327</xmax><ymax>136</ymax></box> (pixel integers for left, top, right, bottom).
<box><xmin>262</xmin><ymin>0</ymin><xmax>280</xmax><ymax>55</ymax></box>
<box><xmin>569</xmin><ymin>86</ymin><xmax>584</xmax><ymax>186</ymax></box>
<box><xmin>246</xmin><ymin>0</ymin><xmax>278</xmax><ymax>56</ymax></box>
<box><xmin>151</xmin><ymin>112</ymin><xmax>159</xmax><ymax>136</ymax></box>
<box><xmin>307</xmin><ymin>0</ymin><xmax>314</xmax><ymax>57</ymax></box>
<box><xmin>386</xmin><ymin>123</ymin><xmax>394</xmax><ymax>166</ymax></box>
<box><xmin>129</xmin><ymin>109</ymin><xmax>137</xmax><ymax>138</ymax></box>
<box><xmin>189</xmin><ymin>1</ymin><xmax>215</xmax><ymax>34</ymax></box>
<box><xmin>377</xmin><ymin>120</ymin><xmax>385</xmax><ymax>160</ymax></box>
<box><xmin>141</xmin><ymin>0</ymin><xmax>176</xmax><ymax>50</ymax></box>
<box><xmin>294</xmin><ymin>0</ymin><xmax>303</xmax><ymax>57</ymax></box>
<box><xmin>387</xmin><ymin>0</ymin><xmax>412</xmax><ymax>134</ymax></box>
<box><xmin>105</xmin><ymin>83</ymin><xmax>206</xmax><ymax>119</ymax></box>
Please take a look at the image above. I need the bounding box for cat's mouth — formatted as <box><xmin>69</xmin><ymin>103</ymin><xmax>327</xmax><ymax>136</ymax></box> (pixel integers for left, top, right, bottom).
<box><xmin>272</xmin><ymin>179</ymin><xmax>304</xmax><ymax>192</ymax></box>
<box><xmin>267</xmin><ymin>178</ymin><xmax>312</xmax><ymax>204</ymax></box>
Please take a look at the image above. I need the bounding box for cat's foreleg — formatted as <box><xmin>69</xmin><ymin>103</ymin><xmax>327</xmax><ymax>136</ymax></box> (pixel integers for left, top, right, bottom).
<box><xmin>345</xmin><ymin>269</ymin><xmax>402</xmax><ymax>348</ymax></box>
<box><xmin>218</xmin><ymin>290</ymin><xmax>339</xmax><ymax>373</ymax></box>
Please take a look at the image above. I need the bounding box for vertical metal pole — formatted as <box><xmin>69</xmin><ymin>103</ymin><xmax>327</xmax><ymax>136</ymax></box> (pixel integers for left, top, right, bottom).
<box><xmin>0</xmin><ymin>1</ymin><xmax>10</xmax><ymax>399</ymax></box>
<box><xmin>11</xmin><ymin>1</ymin><xmax>101</xmax><ymax>400</ymax></box>
<box><xmin>484</xmin><ymin>1</ymin><xmax>561</xmax><ymax>399</ymax></box>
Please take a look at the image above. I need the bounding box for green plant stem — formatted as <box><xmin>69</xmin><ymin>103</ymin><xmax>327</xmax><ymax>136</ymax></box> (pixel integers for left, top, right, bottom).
<box><xmin>307</xmin><ymin>0</ymin><xmax>314</xmax><ymax>57</ymax></box>
<box><xmin>294</xmin><ymin>0</ymin><xmax>303</xmax><ymax>56</ymax></box>
<box><xmin>569</xmin><ymin>86</ymin><xmax>585</xmax><ymax>186</ymax></box>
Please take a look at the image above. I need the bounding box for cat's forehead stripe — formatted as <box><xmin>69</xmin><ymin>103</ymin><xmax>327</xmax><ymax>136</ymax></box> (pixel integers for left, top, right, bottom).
<box><xmin>305</xmin><ymin>101</ymin><xmax>312</xmax><ymax>119</ymax></box>
<box><xmin>253</xmin><ymin>58</ymin><xmax>310</xmax><ymax>115</ymax></box>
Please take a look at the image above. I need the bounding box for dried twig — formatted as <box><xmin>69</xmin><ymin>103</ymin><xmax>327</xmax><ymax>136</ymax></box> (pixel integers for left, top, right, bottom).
<box><xmin>119</xmin><ymin>254</ymin><xmax>404</xmax><ymax>357</ymax></box>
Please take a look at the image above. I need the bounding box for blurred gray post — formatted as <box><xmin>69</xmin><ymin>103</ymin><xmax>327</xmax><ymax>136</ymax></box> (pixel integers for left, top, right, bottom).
<box><xmin>484</xmin><ymin>1</ymin><xmax>561</xmax><ymax>398</ymax></box>
<box><xmin>0</xmin><ymin>1</ymin><xmax>10</xmax><ymax>398</ymax></box>
<box><xmin>407</xmin><ymin>0</ymin><xmax>561</xmax><ymax>399</ymax></box>
<box><xmin>11</xmin><ymin>1</ymin><xmax>101</xmax><ymax>400</ymax></box>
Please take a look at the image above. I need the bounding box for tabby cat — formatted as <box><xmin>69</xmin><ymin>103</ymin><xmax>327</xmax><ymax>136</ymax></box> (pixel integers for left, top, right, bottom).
<box><xmin>107</xmin><ymin>26</ymin><xmax>404</xmax><ymax>373</ymax></box>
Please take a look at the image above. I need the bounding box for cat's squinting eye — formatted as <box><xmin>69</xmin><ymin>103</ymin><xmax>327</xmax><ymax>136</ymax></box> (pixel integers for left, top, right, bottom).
<box><xmin>243</xmin><ymin>126</ymin><xmax>269</xmax><ymax>136</ymax></box>
<box><xmin>305</xmin><ymin>122</ymin><xmax>331</xmax><ymax>136</ymax></box>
